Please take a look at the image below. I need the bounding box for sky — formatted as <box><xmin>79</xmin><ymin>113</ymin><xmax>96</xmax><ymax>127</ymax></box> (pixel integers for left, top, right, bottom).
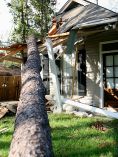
<box><xmin>0</xmin><ymin>0</ymin><xmax>118</xmax><ymax>42</ymax></box>
<box><xmin>0</xmin><ymin>0</ymin><xmax>12</xmax><ymax>42</ymax></box>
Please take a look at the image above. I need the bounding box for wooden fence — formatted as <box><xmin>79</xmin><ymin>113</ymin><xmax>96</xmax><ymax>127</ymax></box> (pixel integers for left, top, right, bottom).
<box><xmin>0</xmin><ymin>76</ymin><xmax>21</xmax><ymax>101</ymax></box>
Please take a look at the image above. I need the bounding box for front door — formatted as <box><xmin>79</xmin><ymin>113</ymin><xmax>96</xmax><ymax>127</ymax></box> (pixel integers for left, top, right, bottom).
<box><xmin>103</xmin><ymin>53</ymin><xmax>118</xmax><ymax>108</ymax></box>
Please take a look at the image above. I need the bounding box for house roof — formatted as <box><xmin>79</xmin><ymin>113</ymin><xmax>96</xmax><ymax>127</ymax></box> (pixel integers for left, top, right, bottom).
<box><xmin>58</xmin><ymin>2</ymin><xmax>118</xmax><ymax>33</ymax></box>
<box><xmin>0</xmin><ymin>65</ymin><xmax>21</xmax><ymax>76</ymax></box>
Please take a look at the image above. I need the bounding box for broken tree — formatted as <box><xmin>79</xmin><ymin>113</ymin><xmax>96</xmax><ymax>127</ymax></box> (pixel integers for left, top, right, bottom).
<box><xmin>9</xmin><ymin>36</ymin><xmax>53</xmax><ymax>157</ymax></box>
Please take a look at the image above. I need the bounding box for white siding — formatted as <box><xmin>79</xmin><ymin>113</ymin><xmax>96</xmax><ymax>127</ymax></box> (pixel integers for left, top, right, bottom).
<box><xmin>85</xmin><ymin>30</ymin><xmax>118</xmax><ymax>107</ymax></box>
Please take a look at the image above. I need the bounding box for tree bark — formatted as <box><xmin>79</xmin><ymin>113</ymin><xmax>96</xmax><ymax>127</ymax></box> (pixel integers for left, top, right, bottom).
<box><xmin>9</xmin><ymin>36</ymin><xmax>53</xmax><ymax>157</ymax></box>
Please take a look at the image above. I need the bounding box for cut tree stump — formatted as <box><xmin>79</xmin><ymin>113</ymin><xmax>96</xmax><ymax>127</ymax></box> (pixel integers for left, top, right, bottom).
<box><xmin>9</xmin><ymin>36</ymin><xmax>53</xmax><ymax>157</ymax></box>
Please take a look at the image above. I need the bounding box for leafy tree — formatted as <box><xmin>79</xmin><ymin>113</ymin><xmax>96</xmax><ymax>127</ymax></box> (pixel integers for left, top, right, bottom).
<box><xmin>30</xmin><ymin>0</ymin><xmax>54</xmax><ymax>38</ymax></box>
<box><xmin>8</xmin><ymin>0</ymin><xmax>56</xmax><ymax>42</ymax></box>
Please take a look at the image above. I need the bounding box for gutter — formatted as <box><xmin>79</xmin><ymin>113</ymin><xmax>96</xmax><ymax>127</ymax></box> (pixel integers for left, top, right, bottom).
<box><xmin>73</xmin><ymin>17</ymin><xmax>118</xmax><ymax>29</ymax></box>
<box><xmin>61</xmin><ymin>97</ymin><xmax>118</xmax><ymax>119</ymax></box>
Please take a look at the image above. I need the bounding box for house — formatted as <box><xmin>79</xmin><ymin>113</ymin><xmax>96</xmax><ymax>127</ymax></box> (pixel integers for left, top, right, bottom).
<box><xmin>46</xmin><ymin>0</ymin><xmax>118</xmax><ymax>110</ymax></box>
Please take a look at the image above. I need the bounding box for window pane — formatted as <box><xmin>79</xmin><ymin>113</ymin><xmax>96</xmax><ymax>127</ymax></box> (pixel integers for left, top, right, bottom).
<box><xmin>106</xmin><ymin>67</ymin><xmax>113</xmax><ymax>77</ymax></box>
<box><xmin>106</xmin><ymin>56</ymin><xmax>113</xmax><ymax>66</ymax></box>
<box><xmin>106</xmin><ymin>79</ymin><xmax>114</xmax><ymax>88</ymax></box>
<box><xmin>115</xmin><ymin>79</ymin><xmax>118</xmax><ymax>88</ymax></box>
<box><xmin>115</xmin><ymin>67</ymin><xmax>118</xmax><ymax>77</ymax></box>
<box><xmin>114</xmin><ymin>55</ymin><xmax>118</xmax><ymax>65</ymax></box>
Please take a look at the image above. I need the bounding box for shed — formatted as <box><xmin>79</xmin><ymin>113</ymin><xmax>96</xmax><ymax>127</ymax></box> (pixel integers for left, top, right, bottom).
<box><xmin>0</xmin><ymin>65</ymin><xmax>21</xmax><ymax>101</ymax></box>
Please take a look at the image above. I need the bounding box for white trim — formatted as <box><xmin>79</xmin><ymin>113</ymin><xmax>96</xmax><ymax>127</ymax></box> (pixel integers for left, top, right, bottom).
<box><xmin>100</xmin><ymin>40</ymin><xmax>118</xmax><ymax>45</ymax></box>
<box><xmin>75</xmin><ymin>17</ymin><xmax>118</xmax><ymax>29</ymax></box>
<box><xmin>99</xmin><ymin>46</ymin><xmax>104</xmax><ymax>108</ymax></box>
<box><xmin>62</xmin><ymin>98</ymin><xmax>118</xmax><ymax>119</ymax></box>
<box><xmin>45</xmin><ymin>38</ymin><xmax>62</xmax><ymax>113</ymax></box>
<box><xmin>102</xmin><ymin>50</ymin><xmax>118</xmax><ymax>53</ymax></box>
<box><xmin>99</xmin><ymin>40</ymin><xmax>118</xmax><ymax>108</ymax></box>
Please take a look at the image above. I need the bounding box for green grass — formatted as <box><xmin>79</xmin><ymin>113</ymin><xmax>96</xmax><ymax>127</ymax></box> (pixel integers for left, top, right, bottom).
<box><xmin>49</xmin><ymin>114</ymin><xmax>118</xmax><ymax>157</ymax></box>
<box><xmin>0</xmin><ymin>114</ymin><xmax>118</xmax><ymax>157</ymax></box>
<box><xmin>0</xmin><ymin>116</ymin><xmax>15</xmax><ymax>157</ymax></box>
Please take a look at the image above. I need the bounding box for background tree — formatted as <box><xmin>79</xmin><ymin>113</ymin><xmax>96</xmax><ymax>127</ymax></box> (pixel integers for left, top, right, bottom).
<box><xmin>30</xmin><ymin>0</ymin><xmax>55</xmax><ymax>38</ymax></box>
<box><xmin>8</xmin><ymin>0</ymin><xmax>29</xmax><ymax>42</ymax></box>
<box><xmin>8</xmin><ymin>0</ymin><xmax>56</xmax><ymax>43</ymax></box>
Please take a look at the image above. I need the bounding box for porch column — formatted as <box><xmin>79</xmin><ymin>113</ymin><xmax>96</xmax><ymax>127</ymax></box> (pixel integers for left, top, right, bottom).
<box><xmin>45</xmin><ymin>38</ymin><xmax>62</xmax><ymax>113</ymax></box>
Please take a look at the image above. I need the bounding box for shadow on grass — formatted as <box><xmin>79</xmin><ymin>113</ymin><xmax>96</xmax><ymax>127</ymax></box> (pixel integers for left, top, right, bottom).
<box><xmin>109</xmin><ymin>119</ymin><xmax>118</xmax><ymax>157</ymax></box>
<box><xmin>0</xmin><ymin>131</ymin><xmax>13</xmax><ymax>137</ymax></box>
<box><xmin>51</xmin><ymin>118</ymin><xmax>118</xmax><ymax>157</ymax></box>
<box><xmin>50</xmin><ymin>115</ymin><xmax>74</xmax><ymax>121</ymax></box>
<box><xmin>0</xmin><ymin>141</ymin><xmax>11</xmax><ymax>151</ymax></box>
<box><xmin>0</xmin><ymin>131</ymin><xmax>13</xmax><ymax>152</ymax></box>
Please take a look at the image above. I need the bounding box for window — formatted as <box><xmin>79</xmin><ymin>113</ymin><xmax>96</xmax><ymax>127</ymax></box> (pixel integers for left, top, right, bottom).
<box><xmin>78</xmin><ymin>49</ymin><xmax>86</xmax><ymax>96</ymax></box>
<box><xmin>103</xmin><ymin>53</ymin><xmax>118</xmax><ymax>89</ymax></box>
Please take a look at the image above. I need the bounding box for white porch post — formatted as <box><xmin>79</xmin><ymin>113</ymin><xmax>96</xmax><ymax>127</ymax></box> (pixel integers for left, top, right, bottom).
<box><xmin>45</xmin><ymin>38</ymin><xmax>62</xmax><ymax>113</ymax></box>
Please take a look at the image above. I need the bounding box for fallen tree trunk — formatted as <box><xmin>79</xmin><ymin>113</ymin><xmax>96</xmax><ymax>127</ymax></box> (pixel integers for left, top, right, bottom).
<box><xmin>9</xmin><ymin>36</ymin><xmax>53</xmax><ymax>157</ymax></box>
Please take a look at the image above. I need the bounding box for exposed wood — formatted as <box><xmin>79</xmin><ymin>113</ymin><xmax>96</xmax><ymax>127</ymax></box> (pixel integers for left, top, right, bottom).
<box><xmin>48</xmin><ymin>29</ymin><xmax>105</xmax><ymax>39</ymax></box>
<box><xmin>48</xmin><ymin>23</ymin><xmax>57</xmax><ymax>36</ymax></box>
<box><xmin>62</xmin><ymin>98</ymin><xmax>118</xmax><ymax>119</ymax></box>
<box><xmin>48</xmin><ymin>32</ymin><xmax>69</xmax><ymax>38</ymax></box>
<box><xmin>51</xmin><ymin>37</ymin><xmax>68</xmax><ymax>47</ymax></box>
<box><xmin>0</xmin><ymin>29</ymin><xmax>103</xmax><ymax>63</ymax></box>
<box><xmin>0</xmin><ymin>56</ymin><xmax>23</xmax><ymax>63</ymax></box>
<box><xmin>0</xmin><ymin>47</ymin><xmax>15</xmax><ymax>51</ymax></box>
<box><xmin>9</xmin><ymin>36</ymin><xmax>53</xmax><ymax>157</ymax></box>
<box><xmin>40</xmin><ymin>37</ymin><xmax>68</xmax><ymax>53</ymax></box>
<box><xmin>45</xmin><ymin>38</ymin><xmax>62</xmax><ymax>113</ymax></box>
<box><xmin>0</xmin><ymin>41</ymin><xmax>41</xmax><ymax>51</ymax></box>
<box><xmin>0</xmin><ymin>37</ymin><xmax>67</xmax><ymax>63</ymax></box>
<box><xmin>0</xmin><ymin>45</ymin><xmax>26</xmax><ymax>61</ymax></box>
<box><xmin>0</xmin><ymin>29</ymin><xmax>103</xmax><ymax>64</ymax></box>
<box><xmin>0</xmin><ymin>43</ymin><xmax>27</xmax><ymax>53</ymax></box>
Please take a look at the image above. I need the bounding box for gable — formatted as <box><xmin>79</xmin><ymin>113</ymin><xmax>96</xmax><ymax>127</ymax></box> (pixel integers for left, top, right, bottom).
<box><xmin>64</xmin><ymin>1</ymin><xmax>80</xmax><ymax>12</ymax></box>
<box><xmin>58</xmin><ymin>0</ymin><xmax>90</xmax><ymax>14</ymax></box>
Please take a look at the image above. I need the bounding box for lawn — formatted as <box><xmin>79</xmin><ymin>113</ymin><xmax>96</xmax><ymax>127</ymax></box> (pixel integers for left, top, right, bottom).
<box><xmin>0</xmin><ymin>113</ymin><xmax>118</xmax><ymax>157</ymax></box>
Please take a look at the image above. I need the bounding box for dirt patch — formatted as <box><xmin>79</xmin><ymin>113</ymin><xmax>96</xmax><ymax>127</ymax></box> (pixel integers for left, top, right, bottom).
<box><xmin>91</xmin><ymin>121</ymin><xmax>108</xmax><ymax>132</ymax></box>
